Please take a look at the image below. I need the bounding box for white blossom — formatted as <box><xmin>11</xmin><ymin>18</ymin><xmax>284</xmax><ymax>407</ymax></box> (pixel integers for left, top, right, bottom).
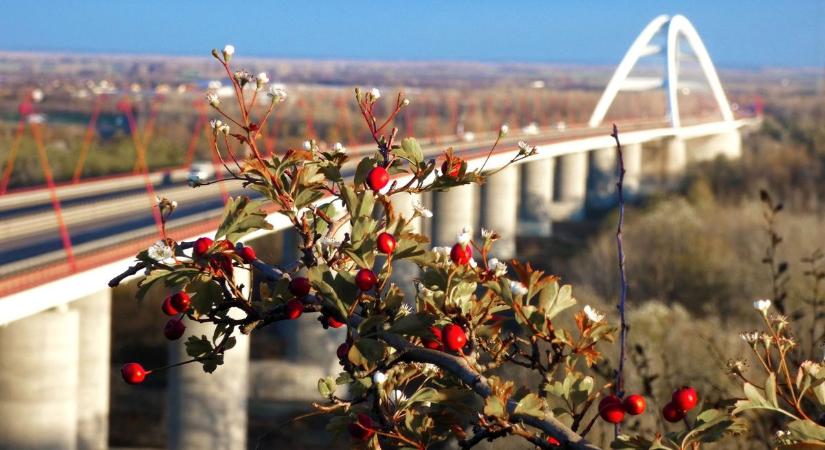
<box><xmin>432</xmin><ymin>246</ymin><xmax>451</xmax><ymax>261</ymax></box>
<box><xmin>369</xmin><ymin>87</ymin><xmax>381</xmax><ymax>100</ymax></box>
<box><xmin>148</xmin><ymin>240</ymin><xmax>174</xmax><ymax>263</ymax></box>
<box><xmin>372</xmin><ymin>371</ymin><xmax>387</xmax><ymax>384</ymax></box>
<box><xmin>481</xmin><ymin>228</ymin><xmax>494</xmax><ymax>239</ymax></box>
<box><xmin>469</xmin><ymin>258</ymin><xmax>478</xmax><ymax>268</ymax></box>
<box><xmin>222</xmin><ymin>44</ymin><xmax>235</xmax><ymax>60</ymax></box>
<box><xmin>740</xmin><ymin>332</ymin><xmax>760</xmax><ymax>344</ymax></box>
<box><xmin>255</xmin><ymin>72</ymin><xmax>269</xmax><ymax>90</ymax></box>
<box><xmin>388</xmin><ymin>389</ymin><xmax>407</xmax><ymax>408</ymax></box>
<box><xmin>517</xmin><ymin>140</ymin><xmax>535</xmax><ymax>154</ymax></box>
<box><xmin>219</xmin><ymin>123</ymin><xmax>230</xmax><ymax>135</ymax></box>
<box><xmin>412</xmin><ymin>199</ymin><xmax>433</xmax><ymax>218</ymax></box>
<box><xmin>332</xmin><ymin>142</ymin><xmax>345</xmax><ymax>153</ymax></box>
<box><xmin>401</xmin><ymin>98</ymin><xmax>410</xmax><ymax>106</ymax></box>
<box><xmin>210</xmin><ymin>119</ymin><xmax>223</xmax><ymax>131</ymax></box>
<box><xmin>268</xmin><ymin>84</ymin><xmax>287</xmax><ymax>102</ymax></box>
<box><xmin>753</xmin><ymin>299</ymin><xmax>772</xmax><ymax>315</ymax></box>
<box><xmin>500</xmin><ymin>124</ymin><xmax>509</xmax><ymax>135</ymax></box>
<box><xmin>206</xmin><ymin>92</ymin><xmax>220</xmax><ymax>107</ymax></box>
<box><xmin>456</xmin><ymin>226</ymin><xmax>473</xmax><ymax>245</ymax></box>
<box><xmin>510</xmin><ymin>280</ymin><xmax>528</xmax><ymax>296</ymax></box>
<box><xmin>583</xmin><ymin>305</ymin><xmax>605</xmax><ymax>323</ymax></box>
<box><xmin>303</xmin><ymin>140</ymin><xmax>312</xmax><ymax>150</ymax></box>
<box><xmin>488</xmin><ymin>258</ymin><xmax>507</xmax><ymax>276</ymax></box>
<box><xmin>398</xmin><ymin>304</ymin><xmax>413</xmax><ymax>316</ymax></box>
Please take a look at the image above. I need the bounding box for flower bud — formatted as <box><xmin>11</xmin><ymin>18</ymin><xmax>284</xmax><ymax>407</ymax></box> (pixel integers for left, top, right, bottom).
<box><xmin>222</xmin><ymin>44</ymin><xmax>235</xmax><ymax>62</ymax></box>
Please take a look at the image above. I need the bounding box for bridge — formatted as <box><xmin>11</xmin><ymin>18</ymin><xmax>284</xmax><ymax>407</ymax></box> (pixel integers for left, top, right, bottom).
<box><xmin>0</xmin><ymin>15</ymin><xmax>759</xmax><ymax>450</ymax></box>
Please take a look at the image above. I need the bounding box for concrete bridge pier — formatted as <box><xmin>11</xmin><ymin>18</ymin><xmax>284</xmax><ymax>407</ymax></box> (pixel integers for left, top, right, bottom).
<box><xmin>481</xmin><ymin>165</ymin><xmax>519</xmax><ymax>259</ymax></box>
<box><xmin>664</xmin><ymin>137</ymin><xmax>687</xmax><ymax>184</ymax></box>
<box><xmin>519</xmin><ymin>158</ymin><xmax>554</xmax><ymax>237</ymax></box>
<box><xmin>691</xmin><ymin>130</ymin><xmax>742</xmax><ymax>161</ymax></box>
<box><xmin>586</xmin><ymin>147</ymin><xmax>617</xmax><ymax>210</ymax></box>
<box><xmin>388</xmin><ymin>192</ymin><xmax>423</xmax><ymax>299</ymax></box>
<box><xmin>167</xmin><ymin>269</ymin><xmax>251</xmax><ymax>450</ymax></box>
<box><xmin>550</xmin><ymin>152</ymin><xmax>589</xmax><ymax>221</ymax></box>
<box><xmin>623</xmin><ymin>143</ymin><xmax>643</xmax><ymax>196</ymax></box>
<box><xmin>432</xmin><ymin>183</ymin><xmax>476</xmax><ymax>247</ymax></box>
<box><xmin>71</xmin><ymin>291</ymin><xmax>112</xmax><ymax>450</ymax></box>
<box><xmin>0</xmin><ymin>307</ymin><xmax>80</xmax><ymax>450</ymax></box>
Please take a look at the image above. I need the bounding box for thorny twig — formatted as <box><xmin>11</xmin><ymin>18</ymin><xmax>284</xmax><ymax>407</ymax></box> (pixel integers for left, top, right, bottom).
<box><xmin>611</xmin><ymin>124</ymin><xmax>629</xmax><ymax>437</ymax></box>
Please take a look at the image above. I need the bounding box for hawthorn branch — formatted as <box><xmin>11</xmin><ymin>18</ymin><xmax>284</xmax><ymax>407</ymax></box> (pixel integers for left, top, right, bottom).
<box><xmin>611</xmin><ymin>124</ymin><xmax>629</xmax><ymax>437</ymax></box>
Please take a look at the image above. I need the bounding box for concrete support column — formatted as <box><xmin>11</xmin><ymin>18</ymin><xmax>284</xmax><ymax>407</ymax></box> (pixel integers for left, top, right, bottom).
<box><xmin>71</xmin><ymin>291</ymin><xmax>112</xmax><ymax>450</ymax></box>
<box><xmin>0</xmin><ymin>308</ymin><xmax>80</xmax><ymax>450</ymax></box>
<box><xmin>586</xmin><ymin>147</ymin><xmax>617</xmax><ymax>210</ymax></box>
<box><xmin>167</xmin><ymin>269</ymin><xmax>251</xmax><ymax>450</ymax></box>
<box><xmin>519</xmin><ymin>158</ymin><xmax>554</xmax><ymax>236</ymax></box>
<box><xmin>720</xmin><ymin>130</ymin><xmax>742</xmax><ymax>159</ymax></box>
<box><xmin>551</xmin><ymin>152</ymin><xmax>588</xmax><ymax>221</ymax></box>
<box><xmin>432</xmin><ymin>183</ymin><xmax>475</xmax><ymax>247</ymax></box>
<box><xmin>623</xmin><ymin>143</ymin><xmax>643</xmax><ymax>197</ymax></box>
<box><xmin>664</xmin><ymin>137</ymin><xmax>687</xmax><ymax>183</ymax></box>
<box><xmin>481</xmin><ymin>165</ymin><xmax>519</xmax><ymax>259</ymax></box>
<box><xmin>389</xmin><ymin>191</ymin><xmax>422</xmax><ymax>299</ymax></box>
<box><xmin>279</xmin><ymin>230</ymin><xmax>345</xmax><ymax>377</ymax></box>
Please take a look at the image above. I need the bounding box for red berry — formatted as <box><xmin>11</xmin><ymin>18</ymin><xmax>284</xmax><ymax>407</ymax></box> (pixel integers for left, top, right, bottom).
<box><xmin>161</xmin><ymin>297</ymin><xmax>179</xmax><ymax>316</ymax></box>
<box><xmin>366</xmin><ymin>166</ymin><xmax>389</xmax><ymax>191</ymax></box>
<box><xmin>193</xmin><ymin>237</ymin><xmax>213</xmax><ymax>257</ymax></box>
<box><xmin>355</xmin><ymin>268</ymin><xmax>377</xmax><ymax>291</ymax></box>
<box><xmin>121</xmin><ymin>362</ymin><xmax>148</xmax><ymax>385</ymax></box>
<box><xmin>450</xmin><ymin>243</ymin><xmax>471</xmax><ymax>265</ymax></box>
<box><xmin>376</xmin><ymin>232</ymin><xmax>396</xmax><ymax>255</ymax></box>
<box><xmin>164</xmin><ymin>318</ymin><xmax>186</xmax><ymax>340</ymax></box>
<box><xmin>442</xmin><ymin>324</ymin><xmax>467</xmax><ymax>352</ymax></box>
<box><xmin>599</xmin><ymin>395</ymin><xmax>625</xmax><ymax>424</ymax></box>
<box><xmin>326</xmin><ymin>316</ymin><xmax>345</xmax><ymax>328</ymax></box>
<box><xmin>546</xmin><ymin>436</ymin><xmax>561</xmax><ymax>446</ymax></box>
<box><xmin>623</xmin><ymin>394</ymin><xmax>646</xmax><ymax>415</ymax></box>
<box><xmin>662</xmin><ymin>402</ymin><xmax>685</xmax><ymax>422</ymax></box>
<box><xmin>337</xmin><ymin>342</ymin><xmax>350</xmax><ymax>360</ymax></box>
<box><xmin>672</xmin><ymin>386</ymin><xmax>698</xmax><ymax>411</ymax></box>
<box><xmin>289</xmin><ymin>277</ymin><xmax>311</xmax><ymax>297</ymax></box>
<box><xmin>423</xmin><ymin>326</ymin><xmax>443</xmax><ymax>350</ymax></box>
<box><xmin>285</xmin><ymin>298</ymin><xmax>303</xmax><ymax>320</ymax></box>
<box><xmin>441</xmin><ymin>159</ymin><xmax>462</xmax><ymax>178</ymax></box>
<box><xmin>170</xmin><ymin>292</ymin><xmax>191</xmax><ymax>313</ymax></box>
<box><xmin>348</xmin><ymin>413</ymin><xmax>375</xmax><ymax>441</ymax></box>
<box><xmin>238</xmin><ymin>246</ymin><xmax>256</xmax><ymax>263</ymax></box>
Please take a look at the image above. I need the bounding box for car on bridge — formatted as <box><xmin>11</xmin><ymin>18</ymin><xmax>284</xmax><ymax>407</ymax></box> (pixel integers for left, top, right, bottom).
<box><xmin>187</xmin><ymin>161</ymin><xmax>216</xmax><ymax>183</ymax></box>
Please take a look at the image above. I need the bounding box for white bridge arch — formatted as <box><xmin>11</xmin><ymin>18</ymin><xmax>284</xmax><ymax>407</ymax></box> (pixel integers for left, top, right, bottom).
<box><xmin>589</xmin><ymin>14</ymin><xmax>734</xmax><ymax>128</ymax></box>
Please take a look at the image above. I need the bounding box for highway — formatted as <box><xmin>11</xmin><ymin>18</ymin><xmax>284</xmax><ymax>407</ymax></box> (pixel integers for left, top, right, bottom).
<box><xmin>0</xmin><ymin>120</ymin><xmax>672</xmax><ymax>278</ymax></box>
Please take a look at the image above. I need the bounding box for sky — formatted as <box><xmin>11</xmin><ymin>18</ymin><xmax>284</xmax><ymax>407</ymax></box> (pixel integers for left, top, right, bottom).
<box><xmin>0</xmin><ymin>1</ymin><xmax>823</xmax><ymax>68</ymax></box>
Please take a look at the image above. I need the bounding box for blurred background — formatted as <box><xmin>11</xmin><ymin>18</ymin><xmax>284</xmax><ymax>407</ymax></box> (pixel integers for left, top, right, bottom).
<box><xmin>0</xmin><ymin>1</ymin><xmax>824</xmax><ymax>449</ymax></box>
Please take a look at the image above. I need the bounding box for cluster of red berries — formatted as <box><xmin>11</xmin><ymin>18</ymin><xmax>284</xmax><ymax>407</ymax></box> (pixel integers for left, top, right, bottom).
<box><xmin>162</xmin><ymin>291</ymin><xmax>190</xmax><ymax>340</ymax></box>
<box><xmin>598</xmin><ymin>393</ymin><xmax>646</xmax><ymax>424</ymax></box>
<box><xmin>367</xmin><ymin>166</ymin><xmax>389</xmax><ymax>191</ymax></box>
<box><xmin>284</xmin><ymin>277</ymin><xmax>311</xmax><ymax>320</ymax></box>
<box><xmin>348</xmin><ymin>413</ymin><xmax>375</xmax><ymax>441</ymax></box>
<box><xmin>423</xmin><ymin>324</ymin><xmax>467</xmax><ymax>353</ymax></box>
<box><xmin>663</xmin><ymin>386</ymin><xmax>698</xmax><ymax>422</ymax></box>
<box><xmin>450</xmin><ymin>243</ymin><xmax>472</xmax><ymax>265</ymax></box>
<box><xmin>441</xmin><ymin>158</ymin><xmax>462</xmax><ymax>179</ymax></box>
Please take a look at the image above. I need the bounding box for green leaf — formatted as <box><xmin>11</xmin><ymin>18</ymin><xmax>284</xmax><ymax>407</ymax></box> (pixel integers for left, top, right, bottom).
<box><xmin>136</xmin><ymin>269</ymin><xmax>171</xmax><ymax>301</ymax></box>
<box><xmin>353</xmin><ymin>338</ymin><xmax>386</xmax><ymax>362</ymax></box>
<box><xmin>189</xmin><ymin>274</ymin><xmax>223</xmax><ymax>315</ymax></box>
<box><xmin>215</xmin><ymin>197</ymin><xmax>273</xmax><ymax>242</ymax></box>
<box><xmin>185</xmin><ymin>335</ymin><xmax>213</xmax><ymax>358</ymax></box>
<box><xmin>765</xmin><ymin>372</ymin><xmax>779</xmax><ymax>407</ymax></box>
<box><xmin>788</xmin><ymin>420</ymin><xmax>825</xmax><ymax>441</ymax></box>
<box><xmin>483</xmin><ymin>396</ymin><xmax>506</xmax><ymax>418</ymax></box>
<box><xmin>539</xmin><ymin>281</ymin><xmax>577</xmax><ymax>321</ymax></box>
<box><xmin>354</xmin><ymin>157</ymin><xmax>376</xmax><ymax>187</ymax></box>
<box><xmin>318</xmin><ymin>376</ymin><xmax>337</xmax><ymax>398</ymax></box>
<box><xmin>513</xmin><ymin>393</ymin><xmax>545</xmax><ymax>418</ymax></box>
<box><xmin>387</xmin><ymin>314</ymin><xmax>434</xmax><ymax>336</ymax></box>
<box><xmin>398</xmin><ymin>138</ymin><xmax>424</xmax><ymax>166</ymax></box>
<box><xmin>293</xmin><ymin>188</ymin><xmax>324</xmax><ymax>210</ymax></box>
